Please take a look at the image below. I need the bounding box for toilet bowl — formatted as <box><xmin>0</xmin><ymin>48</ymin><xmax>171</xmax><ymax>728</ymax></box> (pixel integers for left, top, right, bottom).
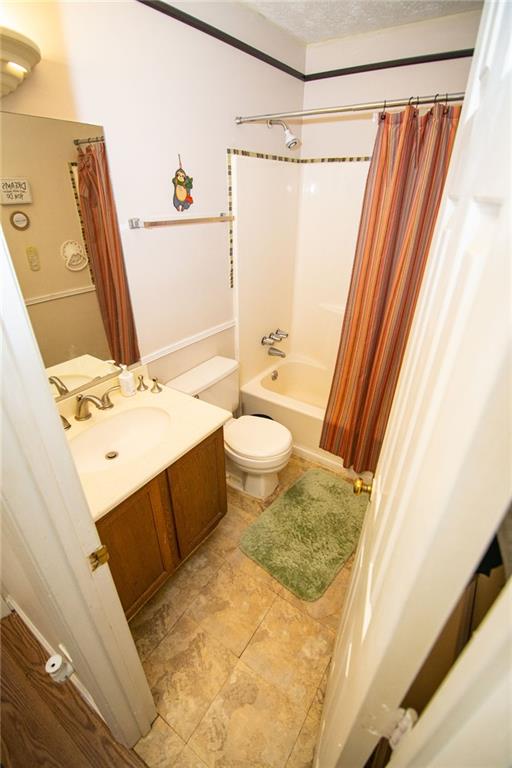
<box><xmin>165</xmin><ymin>356</ymin><xmax>292</xmax><ymax>499</ymax></box>
<box><xmin>224</xmin><ymin>415</ymin><xmax>292</xmax><ymax>499</ymax></box>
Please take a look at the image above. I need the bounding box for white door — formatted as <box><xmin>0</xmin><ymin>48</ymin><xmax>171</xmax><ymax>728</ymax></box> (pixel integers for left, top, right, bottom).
<box><xmin>316</xmin><ymin>1</ymin><xmax>511</xmax><ymax>765</ymax></box>
<box><xmin>1</xmin><ymin>234</ymin><xmax>156</xmax><ymax>746</ymax></box>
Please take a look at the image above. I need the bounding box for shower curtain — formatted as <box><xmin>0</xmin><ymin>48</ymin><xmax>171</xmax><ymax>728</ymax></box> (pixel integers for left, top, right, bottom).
<box><xmin>77</xmin><ymin>142</ymin><xmax>140</xmax><ymax>365</ymax></box>
<box><xmin>320</xmin><ymin>103</ymin><xmax>461</xmax><ymax>473</ymax></box>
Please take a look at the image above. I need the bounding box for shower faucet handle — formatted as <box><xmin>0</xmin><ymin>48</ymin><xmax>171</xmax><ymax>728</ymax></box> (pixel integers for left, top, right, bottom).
<box><xmin>274</xmin><ymin>329</ymin><xmax>288</xmax><ymax>339</ymax></box>
<box><xmin>268</xmin><ymin>333</ymin><xmax>282</xmax><ymax>342</ymax></box>
<box><xmin>261</xmin><ymin>335</ymin><xmax>275</xmax><ymax>345</ymax></box>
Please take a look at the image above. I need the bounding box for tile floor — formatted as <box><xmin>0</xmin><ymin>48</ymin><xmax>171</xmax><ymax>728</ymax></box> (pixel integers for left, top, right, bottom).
<box><xmin>131</xmin><ymin>455</ymin><xmax>355</xmax><ymax>768</ymax></box>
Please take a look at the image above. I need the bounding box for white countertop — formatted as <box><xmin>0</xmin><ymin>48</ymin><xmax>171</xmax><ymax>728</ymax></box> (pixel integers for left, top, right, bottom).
<box><xmin>65</xmin><ymin>385</ymin><xmax>231</xmax><ymax>522</ymax></box>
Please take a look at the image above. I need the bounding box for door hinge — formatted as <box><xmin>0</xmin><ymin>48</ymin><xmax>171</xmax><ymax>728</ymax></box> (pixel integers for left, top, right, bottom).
<box><xmin>88</xmin><ymin>544</ymin><xmax>109</xmax><ymax>571</ymax></box>
<box><xmin>388</xmin><ymin>708</ymin><xmax>418</xmax><ymax>751</ymax></box>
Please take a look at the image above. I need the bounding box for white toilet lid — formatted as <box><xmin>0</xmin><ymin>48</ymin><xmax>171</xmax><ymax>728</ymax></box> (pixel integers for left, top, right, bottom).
<box><xmin>224</xmin><ymin>416</ymin><xmax>292</xmax><ymax>459</ymax></box>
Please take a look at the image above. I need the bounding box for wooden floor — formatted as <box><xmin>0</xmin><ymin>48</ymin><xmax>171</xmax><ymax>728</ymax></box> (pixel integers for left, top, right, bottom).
<box><xmin>0</xmin><ymin>612</ymin><xmax>147</xmax><ymax>768</ymax></box>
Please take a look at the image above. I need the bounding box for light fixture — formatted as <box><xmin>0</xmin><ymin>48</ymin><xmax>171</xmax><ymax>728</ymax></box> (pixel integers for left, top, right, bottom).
<box><xmin>0</xmin><ymin>27</ymin><xmax>41</xmax><ymax>98</ymax></box>
<box><xmin>267</xmin><ymin>119</ymin><xmax>300</xmax><ymax>150</ymax></box>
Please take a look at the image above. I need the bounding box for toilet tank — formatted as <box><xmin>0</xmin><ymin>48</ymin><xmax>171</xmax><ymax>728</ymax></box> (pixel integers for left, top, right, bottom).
<box><xmin>166</xmin><ymin>356</ymin><xmax>239</xmax><ymax>412</ymax></box>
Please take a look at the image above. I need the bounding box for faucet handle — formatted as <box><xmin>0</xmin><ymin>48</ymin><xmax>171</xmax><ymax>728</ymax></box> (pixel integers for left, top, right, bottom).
<box><xmin>60</xmin><ymin>414</ymin><xmax>71</xmax><ymax>430</ymax></box>
<box><xmin>268</xmin><ymin>333</ymin><xmax>282</xmax><ymax>342</ymax></box>
<box><xmin>137</xmin><ymin>375</ymin><xmax>149</xmax><ymax>391</ymax></box>
<box><xmin>151</xmin><ymin>377</ymin><xmax>163</xmax><ymax>393</ymax></box>
<box><xmin>261</xmin><ymin>336</ymin><xmax>275</xmax><ymax>345</ymax></box>
<box><xmin>274</xmin><ymin>328</ymin><xmax>288</xmax><ymax>339</ymax></box>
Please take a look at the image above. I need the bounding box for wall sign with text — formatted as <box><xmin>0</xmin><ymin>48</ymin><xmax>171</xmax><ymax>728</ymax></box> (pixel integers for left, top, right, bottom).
<box><xmin>1</xmin><ymin>178</ymin><xmax>32</xmax><ymax>204</ymax></box>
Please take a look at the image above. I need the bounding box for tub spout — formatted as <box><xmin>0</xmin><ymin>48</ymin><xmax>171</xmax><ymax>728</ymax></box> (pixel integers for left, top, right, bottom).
<box><xmin>268</xmin><ymin>346</ymin><xmax>286</xmax><ymax>358</ymax></box>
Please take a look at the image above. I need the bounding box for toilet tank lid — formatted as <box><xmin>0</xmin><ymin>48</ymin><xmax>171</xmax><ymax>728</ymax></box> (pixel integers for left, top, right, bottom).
<box><xmin>165</xmin><ymin>356</ymin><xmax>239</xmax><ymax>396</ymax></box>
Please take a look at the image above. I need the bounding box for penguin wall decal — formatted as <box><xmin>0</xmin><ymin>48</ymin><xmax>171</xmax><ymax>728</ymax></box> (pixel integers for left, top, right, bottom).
<box><xmin>172</xmin><ymin>155</ymin><xmax>194</xmax><ymax>212</ymax></box>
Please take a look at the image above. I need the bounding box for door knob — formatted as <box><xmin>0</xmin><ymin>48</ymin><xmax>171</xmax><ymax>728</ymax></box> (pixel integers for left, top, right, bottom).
<box><xmin>353</xmin><ymin>477</ymin><xmax>373</xmax><ymax>496</ymax></box>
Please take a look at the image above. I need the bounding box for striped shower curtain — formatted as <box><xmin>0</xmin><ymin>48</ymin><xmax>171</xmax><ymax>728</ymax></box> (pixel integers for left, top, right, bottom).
<box><xmin>320</xmin><ymin>103</ymin><xmax>461</xmax><ymax>473</ymax></box>
<box><xmin>78</xmin><ymin>142</ymin><xmax>140</xmax><ymax>365</ymax></box>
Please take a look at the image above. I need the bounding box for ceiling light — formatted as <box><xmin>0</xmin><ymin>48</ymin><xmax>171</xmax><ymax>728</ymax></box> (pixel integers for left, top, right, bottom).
<box><xmin>0</xmin><ymin>27</ymin><xmax>41</xmax><ymax>98</ymax></box>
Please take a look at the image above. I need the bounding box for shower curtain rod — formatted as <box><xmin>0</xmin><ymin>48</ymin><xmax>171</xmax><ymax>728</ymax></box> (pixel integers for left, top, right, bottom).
<box><xmin>73</xmin><ymin>135</ymin><xmax>104</xmax><ymax>146</ymax></box>
<box><xmin>235</xmin><ymin>91</ymin><xmax>465</xmax><ymax>124</ymax></box>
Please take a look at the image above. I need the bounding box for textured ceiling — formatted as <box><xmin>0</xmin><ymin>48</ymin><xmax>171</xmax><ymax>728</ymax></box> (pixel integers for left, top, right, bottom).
<box><xmin>242</xmin><ymin>0</ymin><xmax>482</xmax><ymax>43</ymax></box>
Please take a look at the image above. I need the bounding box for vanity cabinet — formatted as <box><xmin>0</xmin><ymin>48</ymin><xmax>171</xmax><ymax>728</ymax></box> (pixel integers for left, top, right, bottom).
<box><xmin>166</xmin><ymin>427</ymin><xmax>227</xmax><ymax>558</ymax></box>
<box><xmin>96</xmin><ymin>428</ymin><xmax>226</xmax><ymax>618</ymax></box>
<box><xmin>96</xmin><ymin>473</ymin><xmax>180</xmax><ymax>619</ymax></box>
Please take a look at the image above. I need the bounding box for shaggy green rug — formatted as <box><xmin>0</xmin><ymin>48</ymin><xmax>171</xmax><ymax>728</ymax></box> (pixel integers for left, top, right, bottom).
<box><xmin>240</xmin><ymin>469</ymin><xmax>368</xmax><ymax>601</ymax></box>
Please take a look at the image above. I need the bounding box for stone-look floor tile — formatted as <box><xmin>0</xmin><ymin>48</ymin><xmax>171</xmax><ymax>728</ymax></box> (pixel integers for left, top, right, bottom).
<box><xmin>227</xmin><ymin>486</ymin><xmax>265</xmax><ymax>518</ymax></box>
<box><xmin>240</xmin><ymin>596</ymin><xmax>333</xmax><ymax>711</ymax></box>
<box><xmin>227</xmin><ymin>548</ymin><xmax>282</xmax><ymax>594</ymax></box>
<box><xmin>285</xmin><ymin>687</ymin><xmax>325</xmax><ymax>768</ymax></box>
<box><xmin>186</xmin><ymin>559</ymin><xmax>277</xmax><ymax>656</ymax></box>
<box><xmin>143</xmin><ymin>615</ymin><xmax>237</xmax><ymax>742</ymax></box>
<box><xmin>131</xmin><ymin>543</ymin><xmax>224</xmax><ymax>659</ymax></box>
<box><xmin>216</xmin><ymin>505</ymin><xmax>254</xmax><ymax>542</ymax></box>
<box><xmin>170</xmin><ymin>546</ymin><xmax>225</xmax><ymax>595</ymax></box>
<box><xmin>130</xmin><ymin>578</ymin><xmax>193</xmax><ymax>661</ymax></box>
<box><xmin>189</xmin><ymin>662</ymin><xmax>305</xmax><ymax>768</ymax></box>
<box><xmin>134</xmin><ymin>716</ymin><xmax>185</xmax><ymax>768</ymax></box>
<box><xmin>174</xmin><ymin>746</ymin><xmax>209</xmax><ymax>768</ymax></box>
<box><xmin>279</xmin><ymin>557</ymin><xmax>354</xmax><ymax>632</ymax></box>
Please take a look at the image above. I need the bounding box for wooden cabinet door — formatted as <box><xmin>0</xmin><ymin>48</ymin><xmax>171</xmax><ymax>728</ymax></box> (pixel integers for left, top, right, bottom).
<box><xmin>96</xmin><ymin>473</ymin><xmax>179</xmax><ymax>619</ymax></box>
<box><xmin>167</xmin><ymin>428</ymin><xmax>227</xmax><ymax>559</ymax></box>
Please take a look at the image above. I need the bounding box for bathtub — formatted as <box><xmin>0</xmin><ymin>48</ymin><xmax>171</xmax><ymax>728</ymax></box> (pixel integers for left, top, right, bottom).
<box><xmin>240</xmin><ymin>357</ymin><xmax>344</xmax><ymax>471</ymax></box>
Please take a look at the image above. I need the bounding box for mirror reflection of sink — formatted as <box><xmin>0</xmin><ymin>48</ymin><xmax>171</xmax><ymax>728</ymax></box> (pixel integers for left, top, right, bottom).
<box><xmin>70</xmin><ymin>407</ymin><xmax>171</xmax><ymax>474</ymax></box>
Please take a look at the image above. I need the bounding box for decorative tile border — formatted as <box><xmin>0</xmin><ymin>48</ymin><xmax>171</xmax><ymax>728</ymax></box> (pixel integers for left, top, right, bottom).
<box><xmin>226</xmin><ymin>148</ymin><xmax>370</xmax><ymax>287</ymax></box>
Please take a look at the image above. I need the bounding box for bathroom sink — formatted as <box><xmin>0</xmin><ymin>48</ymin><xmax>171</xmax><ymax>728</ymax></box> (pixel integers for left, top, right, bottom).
<box><xmin>70</xmin><ymin>407</ymin><xmax>171</xmax><ymax>474</ymax></box>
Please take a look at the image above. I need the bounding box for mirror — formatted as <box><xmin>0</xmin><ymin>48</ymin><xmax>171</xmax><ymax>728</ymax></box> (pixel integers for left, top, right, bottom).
<box><xmin>1</xmin><ymin>111</ymin><xmax>139</xmax><ymax>398</ymax></box>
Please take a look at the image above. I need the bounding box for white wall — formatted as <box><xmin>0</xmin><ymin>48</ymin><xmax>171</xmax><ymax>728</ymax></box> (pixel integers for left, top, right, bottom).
<box><xmin>233</xmin><ymin>156</ymin><xmax>299</xmax><ymax>384</ymax></box>
<box><xmin>305</xmin><ymin>11</ymin><xmax>481</xmax><ymax>73</ymax></box>
<box><xmin>291</xmin><ymin>162</ymin><xmax>368</xmax><ymax>373</ymax></box>
<box><xmin>301</xmin><ymin>12</ymin><xmax>479</xmax><ymax>158</ymax></box>
<box><xmin>0</xmin><ymin>0</ymin><xmax>304</xmax><ymax>366</ymax></box>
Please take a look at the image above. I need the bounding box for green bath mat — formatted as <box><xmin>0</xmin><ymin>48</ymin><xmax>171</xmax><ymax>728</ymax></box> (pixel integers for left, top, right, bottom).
<box><xmin>240</xmin><ymin>469</ymin><xmax>368</xmax><ymax>601</ymax></box>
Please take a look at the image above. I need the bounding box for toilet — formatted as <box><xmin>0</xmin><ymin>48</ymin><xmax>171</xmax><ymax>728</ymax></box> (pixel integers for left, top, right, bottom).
<box><xmin>166</xmin><ymin>356</ymin><xmax>292</xmax><ymax>499</ymax></box>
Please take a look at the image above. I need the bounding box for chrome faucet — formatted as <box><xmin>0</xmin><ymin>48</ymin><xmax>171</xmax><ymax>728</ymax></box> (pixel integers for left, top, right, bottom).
<box><xmin>49</xmin><ymin>375</ymin><xmax>69</xmax><ymax>395</ymax></box>
<box><xmin>268</xmin><ymin>346</ymin><xmax>286</xmax><ymax>358</ymax></box>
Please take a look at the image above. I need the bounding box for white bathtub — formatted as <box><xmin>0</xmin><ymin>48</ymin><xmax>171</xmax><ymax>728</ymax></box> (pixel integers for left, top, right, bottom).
<box><xmin>240</xmin><ymin>357</ymin><xmax>345</xmax><ymax>471</ymax></box>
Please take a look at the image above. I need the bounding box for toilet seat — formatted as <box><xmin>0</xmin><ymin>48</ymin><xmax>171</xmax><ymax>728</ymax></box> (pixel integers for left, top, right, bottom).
<box><xmin>224</xmin><ymin>415</ymin><xmax>292</xmax><ymax>460</ymax></box>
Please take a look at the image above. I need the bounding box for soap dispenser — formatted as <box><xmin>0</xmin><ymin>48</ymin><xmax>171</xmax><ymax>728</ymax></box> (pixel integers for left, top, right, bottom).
<box><xmin>118</xmin><ymin>364</ymin><xmax>136</xmax><ymax>397</ymax></box>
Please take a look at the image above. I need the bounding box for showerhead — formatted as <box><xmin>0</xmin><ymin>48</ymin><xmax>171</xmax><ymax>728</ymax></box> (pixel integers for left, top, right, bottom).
<box><xmin>267</xmin><ymin>119</ymin><xmax>300</xmax><ymax>151</ymax></box>
<box><xmin>283</xmin><ymin>127</ymin><xmax>299</xmax><ymax>149</ymax></box>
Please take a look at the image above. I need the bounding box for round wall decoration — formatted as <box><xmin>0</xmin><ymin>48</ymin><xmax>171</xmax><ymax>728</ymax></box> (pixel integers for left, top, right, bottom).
<box><xmin>10</xmin><ymin>210</ymin><xmax>30</xmax><ymax>230</ymax></box>
<box><xmin>61</xmin><ymin>239</ymin><xmax>89</xmax><ymax>271</ymax></box>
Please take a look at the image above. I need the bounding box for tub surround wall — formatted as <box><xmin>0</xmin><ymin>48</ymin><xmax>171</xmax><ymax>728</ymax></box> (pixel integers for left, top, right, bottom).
<box><xmin>233</xmin><ymin>156</ymin><xmax>300</xmax><ymax>386</ymax></box>
<box><xmin>291</xmin><ymin>162</ymin><xmax>369</xmax><ymax>373</ymax></box>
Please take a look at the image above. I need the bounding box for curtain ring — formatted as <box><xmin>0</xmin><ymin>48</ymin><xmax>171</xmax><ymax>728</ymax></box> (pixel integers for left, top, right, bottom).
<box><xmin>444</xmin><ymin>92</ymin><xmax>449</xmax><ymax>114</ymax></box>
<box><xmin>408</xmin><ymin>95</ymin><xmax>414</xmax><ymax>106</ymax></box>
<box><xmin>380</xmin><ymin>99</ymin><xmax>387</xmax><ymax>120</ymax></box>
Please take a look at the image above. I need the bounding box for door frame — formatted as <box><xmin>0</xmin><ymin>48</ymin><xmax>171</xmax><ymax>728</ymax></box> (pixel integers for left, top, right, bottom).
<box><xmin>1</xmin><ymin>230</ymin><xmax>156</xmax><ymax>746</ymax></box>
